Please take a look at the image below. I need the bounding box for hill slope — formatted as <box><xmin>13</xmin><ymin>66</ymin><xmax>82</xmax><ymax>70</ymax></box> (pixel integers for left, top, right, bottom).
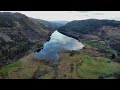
<box><xmin>1</xmin><ymin>50</ymin><xmax>120</xmax><ymax>79</ymax></box>
<box><xmin>58</xmin><ymin>19</ymin><xmax>120</xmax><ymax>60</ymax></box>
<box><xmin>30</xmin><ymin>18</ymin><xmax>66</xmax><ymax>31</ymax></box>
<box><xmin>0</xmin><ymin>12</ymin><xmax>54</xmax><ymax>67</ymax></box>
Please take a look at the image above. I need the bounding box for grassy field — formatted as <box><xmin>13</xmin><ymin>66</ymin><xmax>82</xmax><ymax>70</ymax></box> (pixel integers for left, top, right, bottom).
<box><xmin>0</xmin><ymin>53</ymin><xmax>38</xmax><ymax>79</ymax></box>
<box><xmin>0</xmin><ymin>52</ymin><xmax>58</xmax><ymax>79</ymax></box>
<box><xmin>84</xmin><ymin>40</ymin><xmax>115</xmax><ymax>51</ymax></box>
<box><xmin>58</xmin><ymin>51</ymin><xmax>120</xmax><ymax>79</ymax></box>
<box><xmin>84</xmin><ymin>40</ymin><xmax>117</xmax><ymax>57</ymax></box>
<box><xmin>77</xmin><ymin>53</ymin><xmax>120</xmax><ymax>79</ymax></box>
<box><xmin>0</xmin><ymin>50</ymin><xmax>120</xmax><ymax>79</ymax></box>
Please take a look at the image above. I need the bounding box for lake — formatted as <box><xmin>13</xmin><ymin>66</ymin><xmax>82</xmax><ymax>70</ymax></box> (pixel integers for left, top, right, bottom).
<box><xmin>34</xmin><ymin>30</ymin><xmax>84</xmax><ymax>61</ymax></box>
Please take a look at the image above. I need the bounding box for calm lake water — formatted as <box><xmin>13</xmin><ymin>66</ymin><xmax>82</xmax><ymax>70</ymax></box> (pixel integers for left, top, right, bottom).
<box><xmin>35</xmin><ymin>30</ymin><xmax>84</xmax><ymax>61</ymax></box>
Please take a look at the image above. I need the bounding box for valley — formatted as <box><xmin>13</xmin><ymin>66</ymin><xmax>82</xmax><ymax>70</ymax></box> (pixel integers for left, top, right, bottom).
<box><xmin>0</xmin><ymin>12</ymin><xmax>64</xmax><ymax>67</ymax></box>
<box><xmin>0</xmin><ymin>12</ymin><xmax>120</xmax><ymax>79</ymax></box>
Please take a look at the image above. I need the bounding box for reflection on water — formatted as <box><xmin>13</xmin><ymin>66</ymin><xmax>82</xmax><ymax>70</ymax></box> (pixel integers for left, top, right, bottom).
<box><xmin>35</xmin><ymin>30</ymin><xmax>84</xmax><ymax>61</ymax></box>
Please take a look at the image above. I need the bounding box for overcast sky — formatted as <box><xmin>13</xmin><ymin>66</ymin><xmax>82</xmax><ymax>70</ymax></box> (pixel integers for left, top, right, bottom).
<box><xmin>1</xmin><ymin>11</ymin><xmax>120</xmax><ymax>21</ymax></box>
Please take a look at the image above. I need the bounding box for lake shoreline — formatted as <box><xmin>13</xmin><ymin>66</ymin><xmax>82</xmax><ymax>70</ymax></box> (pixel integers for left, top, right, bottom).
<box><xmin>35</xmin><ymin>30</ymin><xmax>84</xmax><ymax>61</ymax></box>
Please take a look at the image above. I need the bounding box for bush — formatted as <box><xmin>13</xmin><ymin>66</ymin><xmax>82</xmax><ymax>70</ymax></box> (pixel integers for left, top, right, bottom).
<box><xmin>69</xmin><ymin>50</ymin><xmax>75</xmax><ymax>56</ymax></box>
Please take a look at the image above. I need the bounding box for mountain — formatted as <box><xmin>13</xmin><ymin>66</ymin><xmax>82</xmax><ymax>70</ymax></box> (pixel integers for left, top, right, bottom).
<box><xmin>58</xmin><ymin>19</ymin><xmax>120</xmax><ymax>61</ymax></box>
<box><xmin>30</xmin><ymin>18</ymin><xmax>66</xmax><ymax>31</ymax></box>
<box><xmin>50</xmin><ymin>21</ymin><xmax>69</xmax><ymax>25</ymax></box>
<box><xmin>0</xmin><ymin>12</ymin><xmax>54</xmax><ymax>67</ymax></box>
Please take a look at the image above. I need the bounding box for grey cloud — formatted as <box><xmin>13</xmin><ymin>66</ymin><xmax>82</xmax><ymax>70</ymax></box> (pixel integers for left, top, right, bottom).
<box><xmin>76</xmin><ymin>11</ymin><xmax>91</xmax><ymax>13</ymax></box>
<box><xmin>92</xmin><ymin>13</ymin><xmax>104</xmax><ymax>15</ymax></box>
